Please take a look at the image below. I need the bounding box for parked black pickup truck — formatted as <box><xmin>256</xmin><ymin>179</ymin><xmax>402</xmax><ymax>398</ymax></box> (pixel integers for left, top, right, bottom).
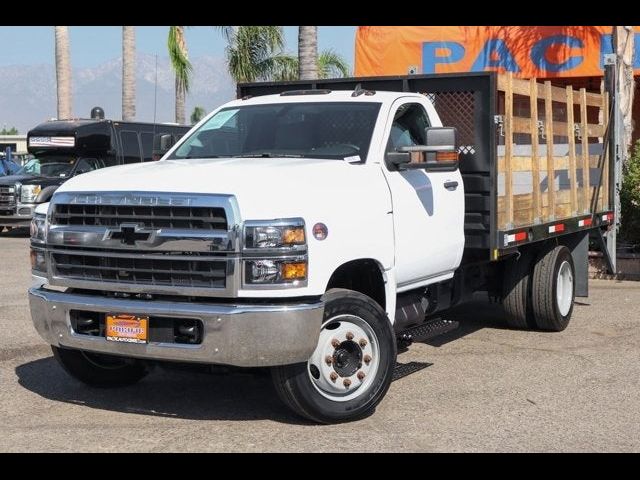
<box><xmin>0</xmin><ymin>109</ymin><xmax>189</xmax><ymax>230</ymax></box>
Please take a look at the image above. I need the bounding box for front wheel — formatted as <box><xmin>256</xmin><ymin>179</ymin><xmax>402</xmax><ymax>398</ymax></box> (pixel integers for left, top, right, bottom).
<box><xmin>52</xmin><ymin>346</ymin><xmax>149</xmax><ymax>387</ymax></box>
<box><xmin>271</xmin><ymin>289</ymin><xmax>397</xmax><ymax>424</ymax></box>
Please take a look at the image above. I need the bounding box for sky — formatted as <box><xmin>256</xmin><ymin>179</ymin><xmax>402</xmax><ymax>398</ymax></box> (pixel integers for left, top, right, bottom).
<box><xmin>0</xmin><ymin>26</ymin><xmax>358</xmax><ymax>68</ymax></box>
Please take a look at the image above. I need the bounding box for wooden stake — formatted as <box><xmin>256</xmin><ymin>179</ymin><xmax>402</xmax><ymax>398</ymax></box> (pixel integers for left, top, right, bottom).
<box><xmin>566</xmin><ymin>85</ymin><xmax>578</xmax><ymax>215</ymax></box>
<box><xmin>545</xmin><ymin>81</ymin><xmax>555</xmax><ymax>221</ymax></box>
<box><xmin>504</xmin><ymin>72</ymin><xmax>514</xmax><ymax>228</ymax></box>
<box><xmin>580</xmin><ymin>88</ymin><xmax>590</xmax><ymax>214</ymax></box>
<box><xmin>530</xmin><ymin>78</ymin><xmax>541</xmax><ymax>223</ymax></box>
<box><xmin>601</xmin><ymin>88</ymin><xmax>610</xmax><ymax>212</ymax></box>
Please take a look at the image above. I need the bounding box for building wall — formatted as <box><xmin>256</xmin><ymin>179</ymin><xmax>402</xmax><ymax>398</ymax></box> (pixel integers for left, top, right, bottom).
<box><xmin>0</xmin><ymin>135</ymin><xmax>27</xmax><ymax>154</ymax></box>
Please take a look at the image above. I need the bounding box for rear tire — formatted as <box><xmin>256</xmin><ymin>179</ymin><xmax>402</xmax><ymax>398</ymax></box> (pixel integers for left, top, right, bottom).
<box><xmin>531</xmin><ymin>245</ymin><xmax>575</xmax><ymax>331</ymax></box>
<box><xmin>271</xmin><ymin>289</ymin><xmax>397</xmax><ymax>424</ymax></box>
<box><xmin>502</xmin><ymin>250</ymin><xmax>536</xmax><ymax>329</ymax></box>
<box><xmin>52</xmin><ymin>346</ymin><xmax>149</xmax><ymax>387</ymax></box>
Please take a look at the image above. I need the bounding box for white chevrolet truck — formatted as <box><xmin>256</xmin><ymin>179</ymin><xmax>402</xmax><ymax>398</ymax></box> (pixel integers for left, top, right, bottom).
<box><xmin>28</xmin><ymin>73</ymin><xmax>615</xmax><ymax>423</ymax></box>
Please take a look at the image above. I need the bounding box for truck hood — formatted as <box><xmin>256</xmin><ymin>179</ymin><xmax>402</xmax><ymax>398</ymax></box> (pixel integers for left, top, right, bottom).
<box><xmin>55</xmin><ymin>157</ymin><xmax>388</xmax><ymax>219</ymax></box>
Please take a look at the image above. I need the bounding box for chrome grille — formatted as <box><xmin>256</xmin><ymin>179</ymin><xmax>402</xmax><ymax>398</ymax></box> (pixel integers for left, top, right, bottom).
<box><xmin>52</xmin><ymin>203</ymin><xmax>227</xmax><ymax>230</ymax></box>
<box><xmin>46</xmin><ymin>192</ymin><xmax>240</xmax><ymax>297</ymax></box>
<box><xmin>52</xmin><ymin>250</ymin><xmax>227</xmax><ymax>289</ymax></box>
<box><xmin>0</xmin><ymin>187</ymin><xmax>16</xmax><ymax>207</ymax></box>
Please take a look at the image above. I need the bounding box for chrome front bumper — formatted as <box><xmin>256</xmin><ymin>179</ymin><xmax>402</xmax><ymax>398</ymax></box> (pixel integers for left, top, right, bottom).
<box><xmin>0</xmin><ymin>202</ymin><xmax>35</xmax><ymax>227</ymax></box>
<box><xmin>29</xmin><ymin>287</ymin><xmax>324</xmax><ymax>367</ymax></box>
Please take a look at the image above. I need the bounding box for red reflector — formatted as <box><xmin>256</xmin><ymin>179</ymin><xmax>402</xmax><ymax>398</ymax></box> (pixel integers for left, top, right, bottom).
<box><xmin>555</xmin><ymin>223</ymin><xmax>565</xmax><ymax>232</ymax></box>
<box><xmin>514</xmin><ymin>231</ymin><xmax>527</xmax><ymax>242</ymax></box>
<box><xmin>608</xmin><ymin>213</ymin><xmax>614</xmax><ymax>221</ymax></box>
<box><xmin>583</xmin><ymin>218</ymin><xmax>592</xmax><ymax>226</ymax></box>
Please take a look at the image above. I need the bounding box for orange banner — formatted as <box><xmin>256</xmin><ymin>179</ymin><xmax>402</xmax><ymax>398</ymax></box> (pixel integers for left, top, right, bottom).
<box><xmin>355</xmin><ymin>26</ymin><xmax>640</xmax><ymax>78</ymax></box>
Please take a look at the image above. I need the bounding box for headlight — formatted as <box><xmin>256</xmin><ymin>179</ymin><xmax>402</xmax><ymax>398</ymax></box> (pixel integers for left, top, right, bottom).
<box><xmin>244</xmin><ymin>258</ymin><xmax>307</xmax><ymax>285</ymax></box>
<box><xmin>21</xmin><ymin>184</ymin><xmax>41</xmax><ymax>203</ymax></box>
<box><xmin>30</xmin><ymin>213</ymin><xmax>47</xmax><ymax>243</ymax></box>
<box><xmin>243</xmin><ymin>219</ymin><xmax>306</xmax><ymax>250</ymax></box>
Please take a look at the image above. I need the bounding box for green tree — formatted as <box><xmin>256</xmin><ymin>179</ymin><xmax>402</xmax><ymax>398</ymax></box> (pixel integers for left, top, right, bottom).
<box><xmin>216</xmin><ymin>26</ymin><xmax>294</xmax><ymax>83</ymax></box>
<box><xmin>168</xmin><ymin>26</ymin><xmax>192</xmax><ymax>124</ymax></box>
<box><xmin>190</xmin><ymin>106</ymin><xmax>206</xmax><ymax>124</ymax></box>
<box><xmin>54</xmin><ymin>26</ymin><xmax>72</xmax><ymax>119</ymax></box>
<box><xmin>122</xmin><ymin>26</ymin><xmax>136</xmax><ymax>121</ymax></box>
<box><xmin>273</xmin><ymin>50</ymin><xmax>350</xmax><ymax>81</ymax></box>
<box><xmin>298</xmin><ymin>26</ymin><xmax>318</xmax><ymax>80</ymax></box>
<box><xmin>0</xmin><ymin>127</ymin><xmax>19</xmax><ymax>135</ymax></box>
<box><xmin>620</xmin><ymin>140</ymin><xmax>640</xmax><ymax>248</ymax></box>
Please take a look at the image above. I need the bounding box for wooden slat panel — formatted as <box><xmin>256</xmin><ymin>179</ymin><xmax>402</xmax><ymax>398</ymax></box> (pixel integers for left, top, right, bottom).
<box><xmin>566</xmin><ymin>85</ymin><xmax>578</xmax><ymax>215</ymax></box>
<box><xmin>497</xmin><ymin>74</ymin><xmax>602</xmax><ymax>107</ymax></box>
<box><xmin>503</xmin><ymin>72</ymin><xmax>514</xmax><ymax>228</ymax></box>
<box><xmin>530</xmin><ymin>78</ymin><xmax>541</xmax><ymax>222</ymax></box>
<box><xmin>580</xmin><ymin>88</ymin><xmax>590</xmax><ymax>214</ymax></box>
<box><xmin>545</xmin><ymin>81</ymin><xmax>555</xmax><ymax>222</ymax></box>
<box><xmin>511</xmin><ymin>116</ymin><xmax>604</xmax><ymax>137</ymax></box>
<box><xmin>498</xmin><ymin>156</ymin><xmax>571</xmax><ymax>172</ymax></box>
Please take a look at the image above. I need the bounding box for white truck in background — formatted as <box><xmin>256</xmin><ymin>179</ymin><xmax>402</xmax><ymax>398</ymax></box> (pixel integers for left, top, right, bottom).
<box><xmin>28</xmin><ymin>73</ymin><xmax>615</xmax><ymax>423</ymax></box>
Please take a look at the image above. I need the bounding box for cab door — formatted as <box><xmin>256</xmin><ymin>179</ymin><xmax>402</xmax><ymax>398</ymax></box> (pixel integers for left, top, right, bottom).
<box><xmin>381</xmin><ymin>99</ymin><xmax>465</xmax><ymax>289</ymax></box>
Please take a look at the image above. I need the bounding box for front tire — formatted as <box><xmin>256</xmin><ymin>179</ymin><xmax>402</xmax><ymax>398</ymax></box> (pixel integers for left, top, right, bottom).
<box><xmin>531</xmin><ymin>245</ymin><xmax>575</xmax><ymax>331</ymax></box>
<box><xmin>271</xmin><ymin>289</ymin><xmax>397</xmax><ymax>424</ymax></box>
<box><xmin>52</xmin><ymin>346</ymin><xmax>149</xmax><ymax>387</ymax></box>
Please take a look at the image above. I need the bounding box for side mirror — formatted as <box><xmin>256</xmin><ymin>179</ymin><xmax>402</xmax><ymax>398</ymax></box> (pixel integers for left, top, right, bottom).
<box><xmin>152</xmin><ymin>134</ymin><xmax>175</xmax><ymax>160</ymax></box>
<box><xmin>396</xmin><ymin>127</ymin><xmax>459</xmax><ymax>171</ymax></box>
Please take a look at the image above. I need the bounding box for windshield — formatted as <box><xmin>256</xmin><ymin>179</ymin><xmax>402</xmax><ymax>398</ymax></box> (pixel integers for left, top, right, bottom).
<box><xmin>169</xmin><ymin>102</ymin><xmax>382</xmax><ymax>161</ymax></box>
<box><xmin>17</xmin><ymin>156</ymin><xmax>77</xmax><ymax>177</ymax></box>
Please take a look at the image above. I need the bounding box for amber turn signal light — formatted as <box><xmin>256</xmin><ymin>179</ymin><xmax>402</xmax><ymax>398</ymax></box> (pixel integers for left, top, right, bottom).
<box><xmin>282</xmin><ymin>227</ymin><xmax>305</xmax><ymax>244</ymax></box>
<box><xmin>435</xmin><ymin>151</ymin><xmax>459</xmax><ymax>162</ymax></box>
<box><xmin>281</xmin><ymin>262</ymin><xmax>307</xmax><ymax>280</ymax></box>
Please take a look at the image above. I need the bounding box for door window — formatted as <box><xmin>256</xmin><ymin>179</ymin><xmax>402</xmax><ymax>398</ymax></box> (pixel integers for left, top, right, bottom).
<box><xmin>385</xmin><ymin>103</ymin><xmax>431</xmax><ymax>154</ymax></box>
<box><xmin>73</xmin><ymin>158</ymin><xmax>101</xmax><ymax>175</ymax></box>
<box><xmin>120</xmin><ymin>131</ymin><xmax>142</xmax><ymax>164</ymax></box>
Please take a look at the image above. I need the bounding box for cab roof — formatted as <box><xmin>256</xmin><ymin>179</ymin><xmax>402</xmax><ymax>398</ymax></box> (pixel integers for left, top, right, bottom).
<box><xmin>225</xmin><ymin>89</ymin><xmax>424</xmax><ymax>109</ymax></box>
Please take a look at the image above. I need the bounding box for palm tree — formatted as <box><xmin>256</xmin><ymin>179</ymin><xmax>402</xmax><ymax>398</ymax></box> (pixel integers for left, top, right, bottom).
<box><xmin>122</xmin><ymin>26</ymin><xmax>136</xmax><ymax>121</ymax></box>
<box><xmin>190</xmin><ymin>106</ymin><xmax>206</xmax><ymax>124</ymax></box>
<box><xmin>168</xmin><ymin>26</ymin><xmax>192</xmax><ymax>125</ymax></box>
<box><xmin>272</xmin><ymin>50</ymin><xmax>350</xmax><ymax>81</ymax></box>
<box><xmin>216</xmin><ymin>26</ymin><xmax>293</xmax><ymax>83</ymax></box>
<box><xmin>54</xmin><ymin>26</ymin><xmax>72</xmax><ymax>119</ymax></box>
<box><xmin>298</xmin><ymin>26</ymin><xmax>318</xmax><ymax>80</ymax></box>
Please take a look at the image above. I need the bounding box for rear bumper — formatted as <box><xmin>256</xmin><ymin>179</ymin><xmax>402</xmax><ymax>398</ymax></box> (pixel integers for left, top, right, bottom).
<box><xmin>29</xmin><ymin>287</ymin><xmax>324</xmax><ymax>367</ymax></box>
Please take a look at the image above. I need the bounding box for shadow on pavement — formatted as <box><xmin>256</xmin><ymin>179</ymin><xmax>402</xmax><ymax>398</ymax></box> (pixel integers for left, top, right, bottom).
<box><xmin>420</xmin><ymin>298</ymin><xmax>509</xmax><ymax>347</ymax></box>
<box><xmin>15</xmin><ymin>356</ymin><xmax>309</xmax><ymax>425</ymax></box>
<box><xmin>0</xmin><ymin>227</ymin><xmax>30</xmax><ymax>238</ymax></box>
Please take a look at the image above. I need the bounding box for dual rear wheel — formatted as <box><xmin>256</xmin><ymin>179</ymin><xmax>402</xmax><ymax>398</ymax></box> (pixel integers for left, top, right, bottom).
<box><xmin>502</xmin><ymin>244</ymin><xmax>575</xmax><ymax>332</ymax></box>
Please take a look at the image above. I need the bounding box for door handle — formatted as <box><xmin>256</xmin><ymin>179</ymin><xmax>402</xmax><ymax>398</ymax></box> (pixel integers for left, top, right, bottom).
<box><xmin>444</xmin><ymin>180</ymin><xmax>459</xmax><ymax>190</ymax></box>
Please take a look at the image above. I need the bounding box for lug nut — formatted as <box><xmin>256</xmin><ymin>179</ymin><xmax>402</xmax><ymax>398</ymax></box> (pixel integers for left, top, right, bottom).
<box><xmin>346</xmin><ymin>331</ymin><xmax>354</xmax><ymax>340</ymax></box>
<box><xmin>357</xmin><ymin>371</ymin><xmax>366</xmax><ymax>380</ymax></box>
<box><xmin>343</xmin><ymin>378</ymin><xmax>352</xmax><ymax>387</ymax></box>
<box><xmin>359</xmin><ymin>338</ymin><xmax>368</xmax><ymax>347</ymax></box>
<box><xmin>330</xmin><ymin>372</ymin><xmax>338</xmax><ymax>382</ymax></box>
<box><xmin>331</xmin><ymin>338</ymin><xmax>340</xmax><ymax>348</ymax></box>
<box><xmin>325</xmin><ymin>355</ymin><xmax>333</xmax><ymax>365</ymax></box>
<box><xmin>364</xmin><ymin>354</ymin><xmax>372</xmax><ymax>365</ymax></box>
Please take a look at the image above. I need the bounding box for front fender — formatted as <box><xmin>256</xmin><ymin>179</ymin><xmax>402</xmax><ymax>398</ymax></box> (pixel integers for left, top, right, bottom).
<box><xmin>35</xmin><ymin>185</ymin><xmax>59</xmax><ymax>203</ymax></box>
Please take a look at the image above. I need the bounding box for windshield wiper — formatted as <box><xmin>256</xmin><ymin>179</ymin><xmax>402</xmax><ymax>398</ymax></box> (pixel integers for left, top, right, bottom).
<box><xmin>182</xmin><ymin>155</ymin><xmax>221</xmax><ymax>159</ymax></box>
<box><xmin>231</xmin><ymin>153</ymin><xmax>303</xmax><ymax>158</ymax></box>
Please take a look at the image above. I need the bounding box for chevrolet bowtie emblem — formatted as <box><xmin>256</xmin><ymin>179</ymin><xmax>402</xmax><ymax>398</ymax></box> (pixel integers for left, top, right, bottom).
<box><xmin>107</xmin><ymin>224</ymin><xmax>154</xmax><ymax>246</ymax></box>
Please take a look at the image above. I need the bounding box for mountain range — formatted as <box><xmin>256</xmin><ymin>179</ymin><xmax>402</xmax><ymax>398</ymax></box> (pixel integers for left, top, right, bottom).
<box><xmin>0</xmin><ymin>53</ymin><xmax>236</xmax><ymax>133</ymax></box>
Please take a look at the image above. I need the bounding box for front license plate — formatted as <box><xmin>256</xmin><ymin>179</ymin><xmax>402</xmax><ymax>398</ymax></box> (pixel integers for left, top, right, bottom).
<box><xmin>106</xmin><ymin>314</ymin><xmax>148</xmax><ymax>344</ymax></box>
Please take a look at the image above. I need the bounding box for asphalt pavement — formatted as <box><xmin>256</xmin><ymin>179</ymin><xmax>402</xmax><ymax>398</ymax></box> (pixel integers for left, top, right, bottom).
<box><xmin>1</xmin><ymin>228</ymin><xmax>639</xmax><ymax>452</ymax></box>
